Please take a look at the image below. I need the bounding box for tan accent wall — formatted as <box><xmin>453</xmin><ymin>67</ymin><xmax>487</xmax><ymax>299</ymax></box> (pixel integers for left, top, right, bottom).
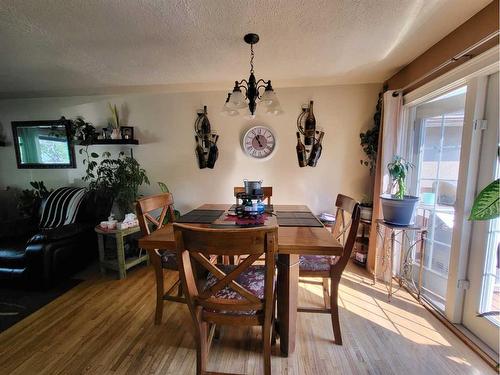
<box><xmin>386</xmin><ymin>0</ymin><xmax>499</xmax><ymax>93</ymax></box>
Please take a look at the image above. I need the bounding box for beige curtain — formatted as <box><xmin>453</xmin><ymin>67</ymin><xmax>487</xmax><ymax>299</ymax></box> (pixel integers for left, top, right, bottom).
<box><xmin>367</xmin><ymin>91</ymin><xmax>403</xmax><ymax>275</ymax></box>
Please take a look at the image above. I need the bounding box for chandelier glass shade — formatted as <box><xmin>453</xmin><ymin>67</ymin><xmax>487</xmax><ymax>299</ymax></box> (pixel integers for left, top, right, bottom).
<box><xmin>223</xmin><ymin>33</ymin><xmax>282</xmax><ymax>117</ymax></box>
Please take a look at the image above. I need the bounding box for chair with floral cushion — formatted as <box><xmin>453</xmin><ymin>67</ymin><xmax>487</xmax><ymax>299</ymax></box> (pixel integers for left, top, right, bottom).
<box><xmin>136</xmin><ymin>193</ymin><xmax>184</xmax><ymax>325</ymax></box>
<box><xmin>298</xmin><ymin>194</ymin><xmax>360</xmax><ymax>345</ymax></box>
<box><xmin>174</xmin><ymin>223</ymin><xmax>277</xmax><ymax>375</ymax></box>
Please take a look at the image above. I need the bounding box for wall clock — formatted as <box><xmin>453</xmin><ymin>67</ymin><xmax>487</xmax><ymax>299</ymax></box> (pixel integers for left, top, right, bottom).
<box><xmin>242</xmin><ymin>126</ymin><xmax>277</xmax><ymax>160</ymax></box>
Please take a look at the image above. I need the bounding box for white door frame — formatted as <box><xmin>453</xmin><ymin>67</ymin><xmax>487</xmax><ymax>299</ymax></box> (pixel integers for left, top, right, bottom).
<box><xmin>402</xmin><ymin>46</ymin><xmax>499</xmax><ymax>323</ymax></box>
<box><xmin>445</xmin><ymin>75</ymin><xmax>487</xmax><ymax>323</ymax></box>
<box><xmin>462</xmin><ymin>71</ymin><xmax>499</xmax><ymax>353</ymax></box>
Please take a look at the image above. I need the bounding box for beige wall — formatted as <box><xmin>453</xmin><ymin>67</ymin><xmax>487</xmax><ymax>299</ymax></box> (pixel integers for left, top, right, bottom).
<box><xmin>0</xmin><ymin>83</ymin><xmax>380</xmax><ymax>214</ymax></box>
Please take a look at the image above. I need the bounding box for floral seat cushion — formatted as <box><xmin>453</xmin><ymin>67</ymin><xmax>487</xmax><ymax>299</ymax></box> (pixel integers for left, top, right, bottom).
<box><xmin>203</xmin><ymin>264</ymin><xmax>267</xmax><ymax>315</ymax></box>
<box><xmin>160</xmin><ymin>251</ymin><xmax>178</xmax><ymax>270</ymax></box>
<box><xmin>299</xmin><ymin>255</ymin><xmax>339</xmax><ymax>272</ymax></box>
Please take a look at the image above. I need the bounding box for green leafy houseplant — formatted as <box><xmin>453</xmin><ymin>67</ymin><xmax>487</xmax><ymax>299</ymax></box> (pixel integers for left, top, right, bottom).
<box><xmin>380</xmin><ymin>156</ymin><xmax>418</xmax><ymax>226</ymax></box>
<box><xmin>66</xmin><ymin>116</ymin><xmax>97</xmax><ymax>144</ymax></box>
<box><xmin>469</xmin><ymin>178</ymin><xmax>500</xmax><ymax>221</ymax></box>
<box><xmin>108</xmin><ymin>103</ymin><xmax>120</xmax><ymax>129</ymax></box>
<box><xmin>359</xmin><ymin>91</ymin><xmax>383</xmax><ymax>174</ymax></box>
<box><xmin>17</xmin><ymin>181</ymin><xmax>51</xmax><ymax>218</ymax></box>
<box><xmin>83</xmin><ymin>151</ymin><xmax>149</xmax><ymax>217</ymax></box>
<box><xmin>387</xmin><ymin>156</ymin><xmax>414</xmax><ymax>199</ymax></box>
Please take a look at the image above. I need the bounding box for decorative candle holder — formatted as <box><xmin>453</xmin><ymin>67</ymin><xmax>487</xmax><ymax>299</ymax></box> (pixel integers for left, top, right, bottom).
<box><xmin>194</xmin><ymin>106</ymin><xmax>219</xmax><ymax>169</ymax></box>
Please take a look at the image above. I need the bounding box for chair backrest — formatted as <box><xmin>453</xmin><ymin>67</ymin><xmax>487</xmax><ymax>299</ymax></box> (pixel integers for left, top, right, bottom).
<box><xmin>331</xmin><ymin>194</ymin><xmax>360</xmax><ymax>273</ymax></box>
<box><xmin>234</xmin><ymin>186</ymin><xmax>273</xmax><ymax>205</ymax></box>
<box><xmin>174</xmin><ymin>223</ymin><xmax>278</xmax><ymax>316</ymax></box>
<box><xmin>136</xmin><ymin>193</ymin><xmax>176</xmax><ymax>235</ymax></box>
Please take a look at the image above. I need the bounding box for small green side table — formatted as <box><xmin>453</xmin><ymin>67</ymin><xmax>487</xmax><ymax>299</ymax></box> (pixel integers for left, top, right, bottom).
<box><xmin>95</xmin><ymin>225</ymin><xmax>149</xmax><ymax>279</ymax></box>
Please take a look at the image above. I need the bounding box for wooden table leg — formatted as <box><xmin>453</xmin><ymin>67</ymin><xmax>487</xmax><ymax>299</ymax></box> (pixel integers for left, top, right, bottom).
<box><xmin>97</xmin><ymin>233</ymin><xmax>106</xmax><ymax>275</ymax></box>
<box><xmin>116</xmin><ymin>233</ymin><xmax>126</xmax><ymax>280</ymax></box>
<box><xmin>277</xmin><ymin>253</ymin><xmax>299</xmax><ymax>357</ymax></box>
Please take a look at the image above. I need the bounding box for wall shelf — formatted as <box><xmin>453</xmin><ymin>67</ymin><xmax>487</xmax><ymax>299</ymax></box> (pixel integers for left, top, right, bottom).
<box><xmin>77</xmin><ymin>139</ymin><xmax>139</xmax><ymax>146</ymax></box>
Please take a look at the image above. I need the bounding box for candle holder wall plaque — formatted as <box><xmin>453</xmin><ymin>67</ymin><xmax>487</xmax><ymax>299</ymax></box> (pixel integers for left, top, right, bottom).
<box><xmin>296</xmin><ymin>100</ymin><xmax>325</xmax><ymax>167</ymax></box>
<box><xmin>194</xmin><ymin>106</ymin><xmax>219</xmax><ymax>169</ymax></box>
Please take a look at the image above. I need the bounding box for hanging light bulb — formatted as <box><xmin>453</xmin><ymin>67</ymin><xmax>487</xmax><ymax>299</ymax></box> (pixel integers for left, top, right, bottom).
<box><xmin>221</xmin><ymin>93</ymin><xmax>239</xmax><ymax>116</ymax></box>
<box><xmin>229</xmin><ymin>82</ymin><xmax>247</xmax><ymax>109</ymax></box>
<box><xmin>260</xmin><ymin>81</ymin><xmax>277</xmax><ymax>107</ymax></box>
<box><xmin>265</xmin><ymin>99</ymin><xmax>283</xmax><ymax>116</ymax></box>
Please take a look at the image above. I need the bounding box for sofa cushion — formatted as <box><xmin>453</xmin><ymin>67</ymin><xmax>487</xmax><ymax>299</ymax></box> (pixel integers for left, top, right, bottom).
<box><xmin>39</xmin><ymin>188</ymin><xmax>87</xmax><ymax>229</ymax></box>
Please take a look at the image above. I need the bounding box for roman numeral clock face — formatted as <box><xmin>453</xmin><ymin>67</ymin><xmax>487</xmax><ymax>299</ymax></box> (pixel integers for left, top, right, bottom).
<box><xmin>242</xmin><ymin>126</ymin><xmax>277</xmax><ymax>160</ymax></box>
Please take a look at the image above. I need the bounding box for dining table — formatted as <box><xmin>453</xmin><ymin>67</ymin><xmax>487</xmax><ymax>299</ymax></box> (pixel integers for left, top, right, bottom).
<box><xmin>138</xmin><ymin>203</ymin><xmax>343</xmax><ymax>357</ymax></box>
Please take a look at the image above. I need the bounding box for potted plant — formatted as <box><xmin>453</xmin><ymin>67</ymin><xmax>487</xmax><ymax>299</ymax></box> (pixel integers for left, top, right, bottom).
<box><xmin>359</xmin><ymin>91</ymin><xmax>382</xmax><ymax>220</ymax></box>
<box><xmin>66</xmin><ymin>116</ymin><xmax>97</xmax><ymax>144</ymax></box>
<box><xmin>108</xmin><ymin>103</ymin><xmax>121</xmax><ymax>139</ymax></box>
<box><xmin>380</xmin><ymin>156</ymin><xmax>419</xmax><ymax>226</ymax></box>
<box><xmin>359</xmin><ymin>91</ymin><xmax>382</xmax><ymax>175</ymax></box>
<box><xmin>82</xmin><ymin>151</ymin><xmax>149</xmax><ymax>219</ymax></box>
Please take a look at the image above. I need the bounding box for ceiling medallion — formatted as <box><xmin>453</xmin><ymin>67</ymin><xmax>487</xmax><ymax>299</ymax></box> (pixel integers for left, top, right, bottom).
<box><xmin>222</xmin><ymin>33</ymin><xmax>282</xmax><ymax>118</ymax></box>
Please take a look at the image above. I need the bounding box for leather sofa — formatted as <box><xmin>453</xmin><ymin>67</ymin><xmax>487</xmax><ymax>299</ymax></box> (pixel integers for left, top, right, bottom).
<box><xmin>0</xmin><ymin>190</ymin><xmax>112</xmax><ymax>287</ymax></box>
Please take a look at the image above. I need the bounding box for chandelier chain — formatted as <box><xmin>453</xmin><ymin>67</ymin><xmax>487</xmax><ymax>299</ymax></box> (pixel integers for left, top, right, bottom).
<box><xmin>250</xmin><ymin>43</ymin><xmax>255</xmax><ymax>74</ymax></box>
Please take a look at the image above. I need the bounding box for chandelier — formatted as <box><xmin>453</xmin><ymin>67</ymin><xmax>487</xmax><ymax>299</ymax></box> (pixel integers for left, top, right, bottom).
<box><xmin>222</xmin><ymin>33</ymin><xmax>282</xmax><ymax>118</ymax></box>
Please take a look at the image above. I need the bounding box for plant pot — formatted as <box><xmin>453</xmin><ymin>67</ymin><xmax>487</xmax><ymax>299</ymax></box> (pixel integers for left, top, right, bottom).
<box><xmin>359</xmin><ymin>204</ymin><xmax>373</xmax><ymax>221</ymax></box>
<box><xmin>380</xmin><ymin>194</ymin><xmax>419</xmax><ymax>226</ymax></box>
<box><xmin>111</xmin><ymin>128</ymin><xmax>121</xmax><ymax>140</ymax></box>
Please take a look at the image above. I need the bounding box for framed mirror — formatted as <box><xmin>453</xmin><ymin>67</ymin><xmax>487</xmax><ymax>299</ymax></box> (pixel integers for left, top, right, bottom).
<box><xmin>11</xmin><ymin>119</ymin><xmax>76</xmax><ymax>169</ymax></box>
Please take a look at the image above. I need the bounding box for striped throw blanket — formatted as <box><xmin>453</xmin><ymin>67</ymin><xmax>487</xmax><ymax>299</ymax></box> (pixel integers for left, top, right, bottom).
<box><xmin>39</xmin><ymin>187</ymin><xmax>87</xmax><ymax>229</ymax></box>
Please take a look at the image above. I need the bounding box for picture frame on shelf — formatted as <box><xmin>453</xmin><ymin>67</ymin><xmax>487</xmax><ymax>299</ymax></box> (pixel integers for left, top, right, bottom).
<box><xmin>120</xmin><ymin>126</ymin><xmax>134</xmax><ymax>140</ymax></box>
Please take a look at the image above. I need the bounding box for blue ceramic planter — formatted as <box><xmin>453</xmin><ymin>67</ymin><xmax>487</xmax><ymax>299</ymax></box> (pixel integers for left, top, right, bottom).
<box><xmin>380</xmin><ymin>194</ymin><xmax>419</xmax><ymax>226</ymax></box>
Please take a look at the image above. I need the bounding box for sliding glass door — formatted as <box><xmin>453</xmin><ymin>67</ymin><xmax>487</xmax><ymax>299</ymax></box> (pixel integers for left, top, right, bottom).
<box><xmin>462</xmin><ymin>72</ymin><xmax>499</xmax><ymax>353</ymax></box>
<box><xmin>407</xmin><ymin>87</ymin><xmax>467</xmax><ymax>310</ymax></box>
<box><xmin>403</xmin><ymin>69</ymin><xmax>499</xmax><ymax>354</ymax></box>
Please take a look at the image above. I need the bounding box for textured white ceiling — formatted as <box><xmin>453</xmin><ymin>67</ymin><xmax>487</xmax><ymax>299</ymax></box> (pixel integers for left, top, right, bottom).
<box><xmin>0</xmin><ymin>0</ymin><xmax>491</xmax><ymax>98</ymax></box>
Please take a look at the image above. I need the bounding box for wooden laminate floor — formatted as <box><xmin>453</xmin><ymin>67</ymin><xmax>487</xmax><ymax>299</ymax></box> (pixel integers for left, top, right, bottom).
<box><xmin>0</xmin><ymin>262</ymin><xmax>494</xmax><ymax>375</ymax></box>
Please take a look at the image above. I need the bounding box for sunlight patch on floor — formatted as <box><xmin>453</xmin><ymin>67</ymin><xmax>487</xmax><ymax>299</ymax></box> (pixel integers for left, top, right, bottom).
<box><xmin>338</xmin><ymin>273</ymin><xmax>452</xmax><ymax>346</ymax></box>
<box><xmin>298</xmin><ymin>279</ymin><xmax>325</xmax><ymax>299</ymax></box>
<box><xmin>447</xmin><ymin>356</ymin><xmax>472</xmax><ymax>366</ymax></box>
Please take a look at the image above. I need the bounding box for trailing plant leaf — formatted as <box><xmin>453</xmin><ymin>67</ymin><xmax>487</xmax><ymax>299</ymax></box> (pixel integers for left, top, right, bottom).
<box><xmin>17</xmin><ymin>181</ymin><xmax>52</xmax><ymax>217</ymax></box>
<box><xmin>359</xmin><ymin>91</ymin><xmax>383</xmax><ymax>174</ymax></box>
<box><xmin>158</xmin><ymin>182</ymin><xmax>170</xmax><ymax>193</ymax></box>
<box><xmin>108</xmin><ymin>103</ymin><xmax>120</xmax><ymax>129</ymax></box>
<box><xmin>157</xmin><ymin>181</ymin><xmax>181</xmax><ymax>222</ymax></box>
<box><xmin>469</xmin><ymin>179</ymin><xmax>500</xmax><ymax>221</ymax></box>
<box><xmin>69</xmin><ymin>117</ymin><xmax>96</xmax><ymax>144</ymax></box>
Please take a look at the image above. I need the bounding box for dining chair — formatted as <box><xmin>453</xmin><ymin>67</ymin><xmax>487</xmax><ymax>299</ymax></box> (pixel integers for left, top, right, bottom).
<box><xmin>174</xmin><ymin>223</ymin><xmax>278</xmax><ymax>375</ymax></box>
<box><xmin>136</xmin><ymin>192</ymin><xmax>184</xmax><ymax>325</ymax></box>
<box><xmin>298</xmin><ymin>194</ymin><xmax>360</xmax><ymax>345</ymax></box>
<box><xmin>234</xmin><ymin>186</ymin><xmax>273</xmax><ymax>205</ymax></box>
